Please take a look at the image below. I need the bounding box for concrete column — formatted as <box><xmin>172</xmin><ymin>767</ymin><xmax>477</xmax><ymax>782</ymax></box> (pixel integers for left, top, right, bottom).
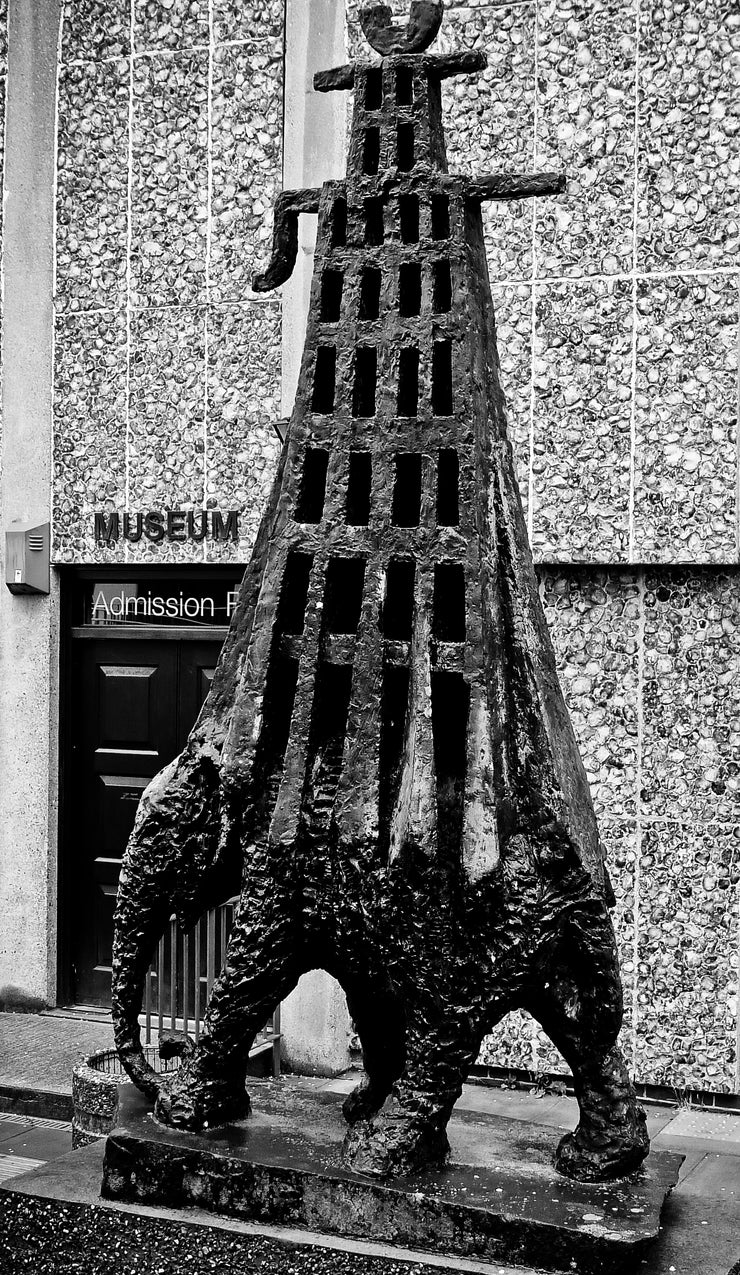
<box><xmin>0</xmin><ymin>0</ymin><xmax>62</xmax><ymax>1008</ymax></box>
<box><xmin>279</xmin><ymin>0</ymin><xmax>353</xmax><ymax>1075</ymax></box>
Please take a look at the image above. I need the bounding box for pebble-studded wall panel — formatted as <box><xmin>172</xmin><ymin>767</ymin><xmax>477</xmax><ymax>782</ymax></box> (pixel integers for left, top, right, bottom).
<box><xmin>52</xmin><ymin>1</ymin><xmax>740</xmax><ymax>1094</ymax></box>
<box><xmin>482</xmin><ymin>568</ymin><xmax>740</xmax><ymax>1095</ymax></box>
<box><xmin>345</xmin><ymin>0</ymin><xmax>740</xmax><ymax>568</ymax></box>
<box><xmin>53</xmin><ymin>0</ymin><xmax>283</xmax><ymax>562</ymax></box>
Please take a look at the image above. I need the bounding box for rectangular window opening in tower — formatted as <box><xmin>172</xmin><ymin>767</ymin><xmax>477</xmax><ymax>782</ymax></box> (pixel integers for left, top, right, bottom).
<box><xmin>323</xmin><ymin>558</ymin><xmax>367</xmax><ymax>634</ymax></box>
<box><xmin>352</xmin><ymin>347</ymin><xmax>377</xmax><ymax>418</ymax></box>
<box><xmin>431</xmin><ymin>670</ymin><xmax>469</xmax><ymax>868</ymax></box>
<box><xmin>331</xmin><ymin>198</ymin><xmax>347</xmax><ymax>248</ymax></box>
<box><xmin>399</xmin><ymin>262</ymin><xmax>422</xmax><ymax>316</ymax></box>
<box><xmin>431</xmin><ymin>193</ymin><xmax>450</xmax><ymax>240</ymax></box>
<box><xmin>392</xmin><ymin>454</ymin><xmax>422</xmax><ymax>527</ymax></box>
<box><xmin>396</xmin><ymin>66</ymin><xmax>413</xmax><ymax>106</ymax></box>
<box><xmin>346</xmin><ymin>452</ymin><xmax>372</xmax><ymax>525</ymax></box>
<box><xmin>321</xmin><ymin>269</ymin><xmax>344</xmax><ymax>322</ymax></box>
<box><xmin>277</xmin><ymin>552</ymin><xmax>314</xmax><ymax>634</ymax></box>
<box><xmin>399</xmin><ymin>193</ymin><xmax>419</xmax><ymax>244</ymax></box>
<box><xmin>382</xmin><ymin>559</ymin><xmax>415</xmax><ymax>640</ymax></box>
<box><xmin>437</xmin><ymin>450</ymin><xmax>459</xmax><ymax>526</ymax></box>
<box><xmin>363</xmin><ymin>127</ymin><xmax>381</xmax><ymax>175</ymax></box>
<box><xmin>433</xmin><ymin>563</ymin><xmax>465</xmax><ymax>641</ymax></box>
<box><xmin>397</xmin><ymin>122</ymin><xmax>414</xmax><ymax>172</ymax></box>
<box><xmin>379</xmin><ymin>665</ymin><xmax>411</xmax><ymax>851</ymax></box>
<box><xmin>364</xmin><ymin>197</ymin><xmax>385</xmax><ymax>246</ymax></box>
<box><xmin>432</xmin><ymin>341</ymin><xmax>453</xmax><ymax>416</ymax></box>
<box><xmin>397</xmin><ymin>348</ymin><xmax>419</xmax><ymax>418</ymax></box>
<box><xmin>295</xmin><ymin>450</ymin><xmax>329</xmax><ymax>523</ymax></box>
<box><xmin>359</xmin><ymin>267</ymin><xmax>382</xmax><ymax>319</ymax></box>
<box><xmin>305</xmin><ymin>665</ymin><xmax>354</xmax><ymax>834</ymax></box>
<box><xmin>365</xmin><ymin>67</ymin><xmax>383</xmax><ymax>109</ymax></box>
<box><xmin>432</xmin><ymin>261</ymin><xmax>452</xmax><ymax>314</ymax></box>
<box><xmin>253</xmin><ymin>653</ymin><xmax>299</xmax><ymax>815</ymax></box>
<box><xmin>312</xmin><ymin>346</ymin><xmax>337</xmax><ymax>414</ymax></box>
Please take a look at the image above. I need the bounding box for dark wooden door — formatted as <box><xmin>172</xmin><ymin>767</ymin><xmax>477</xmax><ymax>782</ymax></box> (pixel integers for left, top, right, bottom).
<box><xmin>69</xmin><ymin>637</ymin><xmax>221</xmax><ymax>1005</ymax></box>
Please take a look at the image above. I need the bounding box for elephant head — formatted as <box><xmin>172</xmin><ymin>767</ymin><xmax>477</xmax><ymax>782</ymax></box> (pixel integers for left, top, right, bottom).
<box><xmin>111</xmin><ymin>749</ymin><xmax>239</xmax><ymax>1096</ymax></box>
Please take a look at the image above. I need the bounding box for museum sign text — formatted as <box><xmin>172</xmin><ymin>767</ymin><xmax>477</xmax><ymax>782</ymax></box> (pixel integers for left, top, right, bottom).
<box><xmin>93</xmin><ymin>510</ymin><xmax>239</xmax><ymax>545</ymax></box>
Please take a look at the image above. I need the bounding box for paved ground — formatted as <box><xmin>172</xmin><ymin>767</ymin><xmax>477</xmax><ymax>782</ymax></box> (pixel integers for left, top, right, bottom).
<box><xmin>0</xmin><ymin>1009</ymin><xmax>739</xmax><ymax>1272</ymax></box>
<box><xmin>0</xmin><ymin>1009</ymin><xmax>114</xmax><ymax>1098</ymax></box>
<box><xmin>0</xmin><ymin>1111</ymin><xmax>72</xmax><ymax>1183</ymax></box>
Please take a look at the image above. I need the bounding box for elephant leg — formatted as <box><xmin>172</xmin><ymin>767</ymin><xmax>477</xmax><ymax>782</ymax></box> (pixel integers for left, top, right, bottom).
<box><xmin>336</xmin><ymin>972</ymin><xmax>406</xmax><ymax>1125</ymax></box>
<box><xmin>342</xmin><ymin>980</ymin><xmax>485</xmax><ymax>1178</ymax></box>
<box><xmin>155</xmin><ymin>886</ymin><xmax>300</xmax><ymax>1131</ymax></box>
<box><xmin>526</xmin><ymin>899</ymin><xmax>649</xmax><ymax>1182</ymax></box>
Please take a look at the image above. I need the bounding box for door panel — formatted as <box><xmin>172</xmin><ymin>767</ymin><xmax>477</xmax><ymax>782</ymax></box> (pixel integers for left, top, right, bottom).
<box><xmin>69</xmin><ymin>637</ymin><xmax>222</xmax><ymax>1005</ymax></box>
<box><xmin>178</xmin><ymin>643</ymin><xmax>220</xmax><ymax>752</ymax></box>
<box><xmin>98</xmin><ymin>664</ymin><xmax>157</xmax><ymax>748</ymax></box>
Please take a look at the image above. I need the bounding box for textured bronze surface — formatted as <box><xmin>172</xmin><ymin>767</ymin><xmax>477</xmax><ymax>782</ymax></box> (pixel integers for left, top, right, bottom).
<box><xmin>111</xmin><ymin>6</ymin><xmax>649</xmax><ymax>1185</ymax></box>
<box><xmin>359</xmin><ymin>2</ymin><xmax>444</xmax><ymax>55</ymax></box>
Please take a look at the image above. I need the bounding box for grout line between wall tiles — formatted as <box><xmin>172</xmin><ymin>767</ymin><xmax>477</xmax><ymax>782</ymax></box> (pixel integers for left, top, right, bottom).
<box><xmin>735</xmin><ymin>273</ymin><xmax>740</xmax><ymax>563</ymax></box>
<box><xmin>627</xmin><ymin>0</ymin><xmax>641</xmax><ymax>564</ymax></box>
<box><xmin>60</xmin><ymin>34</ymin><xmax>284</xmax><ymax>72</ymax></box>
<box><xmin>736</xmin><ymin>868</ymin><xmax>740</xmax><ymax>1092</ymax></box>
<box><xmin>123</xmin><ymin>0</ymin><xmax>135</xmax><ymax>568</ymax></box>
<box><xmin>632</xmin><ymin>567</ymin><xmax>646</xmax><ymax>1077</ymax></box>
<box><xmin>56</xmin><ymin>295</ymin><xmax>277</xmax><ymax>319</ymax></box>
<box><xmin>203</xmin><ymin>0</ymin><xmax>214</xmax><ymax>566</ymax></box>
<box><xmin>489</xmin><ymin>264</ymin><xmax>740</xmax><ymax>291</ymax></box>
<box><xmin>526</xmin><ymin>0</ymin><xmax>539</xmax><ymax>546</ymax></box>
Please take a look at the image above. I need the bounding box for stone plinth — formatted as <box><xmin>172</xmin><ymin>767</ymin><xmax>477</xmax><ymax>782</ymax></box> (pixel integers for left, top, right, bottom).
<box><xmin>102</xmin><ymin>1083</ymin><xmax>682</xmax><ymax>1274</ymax></box>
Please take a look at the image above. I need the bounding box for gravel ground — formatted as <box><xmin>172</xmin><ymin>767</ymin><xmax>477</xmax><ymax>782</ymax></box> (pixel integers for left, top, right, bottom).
<box><xmin>0</xmin><ymin>1195</ymin><xmax>530</xmax><ymax>1275</ymax></box>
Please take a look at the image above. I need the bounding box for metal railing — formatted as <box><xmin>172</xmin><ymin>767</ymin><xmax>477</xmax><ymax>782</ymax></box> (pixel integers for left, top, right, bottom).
<box><xmin>143</xmin><ymin>896</ymin><xmax>281</xmax><ymax>1077</ymax></box>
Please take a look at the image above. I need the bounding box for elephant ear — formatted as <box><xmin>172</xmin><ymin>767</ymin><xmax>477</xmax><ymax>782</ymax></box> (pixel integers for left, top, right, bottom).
<box><xmin>167</xmin><ymin>748</ymin><xmax>229</xmax><ymax>930</ymax></box>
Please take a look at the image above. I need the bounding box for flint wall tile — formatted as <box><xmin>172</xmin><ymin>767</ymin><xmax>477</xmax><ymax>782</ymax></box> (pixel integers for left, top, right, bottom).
<box><xmin>209</xmin><ymin>43</ymin><xmax>283</xmax><ymax>304</ymax></box>
<box><xmin>543</xmin><ymin>569</ymin><xmax>640</xmax><ymax>821</ymax></box>
<box><xmin>536</xmin><ymin>0</ymin><xmax>636</xmax><ymax>279</ymax></box>
<box><xmin>61</xmin><ymin>0</ymin><xmax>130</xmax><ymax>62</ymax></box>
<box><xmin>635</xmin><ymin>819</ymin><xmax>740</xmax><ymax>1091</ymax></box>
<box><xmin>53</xmin><ymin>310</ymin><xmax>128</xmax><ymax>562</ymax></box>
<box><xmin>127</xmin><ymin>305</ymin><xmax>207</xmax><ymax>564</ymax></box>
<box><xmin>479</xmin><ymin>1010</ymin><xmax>537</xmax><ymax>1074</ymax></box>
<box><xmin>493</xmin><ymin>281</ymin><xmax>532</xmax><ymax>514</ymax></box>
<box><xmin>531</xmin><ymin>278</ymin><xmax>633</xmax><ymax>561</ymax></box>
<box><xmin>130</xmin><ymin>50</ymin><xmax>208</xmax><ymax>308</ymax></box>
<box><xmin>632</xmin><ymin>273</ymin><xmax>738</xmax><ymax>563</ymax></box>
<box><xmin>134</xmin><ymin>0</ymin><xmax>209</xmax><ymax>52</ymax></box>
<box><xmin>642</xmin><ymin>568</ymin><xmax>740</xmax><ymax>825</ymax></box>
<box><xmin>56</xmin><ymin>59</ymin><xmax>129</xmax><ymax>314</ymax></box>
<box><xmin>637</xmin><ymin>0</ymin><xmax>740</xmax><ymax>273</ymax></box>
<box><xmin>213</xmin><ymin>0</ymin><xmax>284</xmax><ymax>48</ymax></box>
<box><xmin>440</xmin><ymin>6</ymin><xmax>536</xmax><ymax>282</ymax></box>
<box><xmin>205</xmin><ymin>300</ymin><xmax>281</xmax><ymax>563</ymax></box>
<box><xmin>0</xmin><ymin>0</ymin><xmax>7</xmax><ymax>75</ymax></box>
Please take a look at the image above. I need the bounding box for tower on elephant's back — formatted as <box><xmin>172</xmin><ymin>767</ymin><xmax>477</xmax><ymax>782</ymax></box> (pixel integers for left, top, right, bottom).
<box><xmin>245</xmin><ymin>9</ymin><xmax>573</xmax><ymax>879</ymax></box>
<box><xmin>112</xmin><ymin>0</ymin><xmax>650</xmax><ymax>1185</ymax></box>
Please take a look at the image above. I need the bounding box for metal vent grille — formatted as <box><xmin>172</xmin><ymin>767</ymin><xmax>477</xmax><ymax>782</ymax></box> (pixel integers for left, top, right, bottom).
<box><xmin>28</xmin><ymin>535</ymin><xmax>44</xmax><ymax>552</ymax></box>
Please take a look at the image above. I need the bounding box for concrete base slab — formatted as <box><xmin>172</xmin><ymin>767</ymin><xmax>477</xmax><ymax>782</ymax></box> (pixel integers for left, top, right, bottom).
<box><xmin>101</xmin><ymin>1082</ymin><xmax>682</xmax><ymax>1274</ymax></box>
<box><xmin>0</xmin><ymin>1140</ymin><xmax>547</xmax><ymax>1274</ymax></box>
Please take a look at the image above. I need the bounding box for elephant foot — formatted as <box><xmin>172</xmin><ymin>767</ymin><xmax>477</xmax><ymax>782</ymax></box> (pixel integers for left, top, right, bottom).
<box><xmin>154</xmin><ymin>1070</ymin><xmax>251</xmax><ymax>1132</ymax></box>
<box><xmin>555</xmin><ymin>1109</ymin><xmax>649</xmax><ymax>1182</ymax></box>
<box><xmin>342</xmin><ymin>1075</ymin><xmax>392</xmax><ymax>1125</ymax></box>
<box><xmin>342</xmin><ymin>1107</ymin><xmax>450</xmax><ymax>1178</ymax></box>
